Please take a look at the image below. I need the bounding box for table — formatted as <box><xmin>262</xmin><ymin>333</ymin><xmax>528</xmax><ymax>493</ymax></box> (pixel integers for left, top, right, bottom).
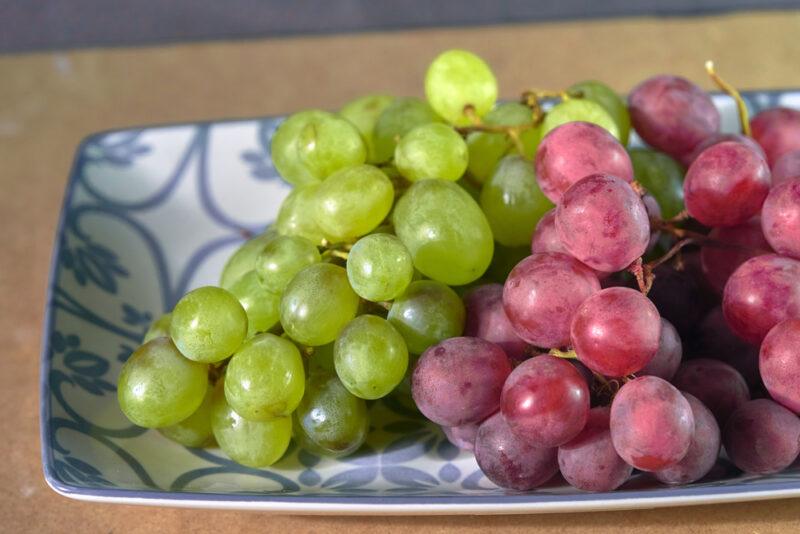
<box><xmin>2</xmin><ymin>9</ymin><xmax>800</xmax><ymax>533</ymax></box>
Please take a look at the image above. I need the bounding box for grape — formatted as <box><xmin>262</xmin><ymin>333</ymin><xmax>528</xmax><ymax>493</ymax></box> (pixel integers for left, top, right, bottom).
<box><xmin>684</xmin><ymin>141</ymin><xmax>770</xmax><ymax>227</ymax></box>
<box><xmin>628</xmin><ymin>75</ymin><xmax>720</xmax><ymax>163</ymax></box>
<box><xmin>118</xmin><ymin>337</ymin><xmax>208</xmax><ymax>428</ymax></box>
<box><xmin>294</xmin><ymin>372</ymin><xmax>369</xmax><ymax>457</ymax></box>
<box><xmin>334</xmin><ymin>315</ymin><xmax>409</xmax><ymax>400</ymax></box>
<box><xmin>722</xmin><ymin>254</ymin><xmax>800</xmax><ymax>344</ymax></box>
<box><xmin>412</xmin><ymin>337</ymin><xmax>511</xmax><ymax>427</ymax></box>
<box><xmin>219</xmin><ymin>230</ymin><xmax>276</xmax><ymax>290</ymax></box>
<box><xmin>307</xmin><ymin>341</ymin><xmax>336</xmax><ymax>376</ymax></box>
<box><xmin>557</xmin><ymin>407</ymin><xmax>633</xmax><ymax>492</ymax></box>
<box><xmin>387</xmin><ymin>280</ymin><xmax>465</xmax><ymax>354</ymax></box>
<box><xmin>275</xmin><ymin>184</ymin><xmax>326</xmax><ymax>246</ymax></box>
<box><xmin>556</xmin><ymin>174</ymin><xmax>650</xmax><ymax>273</ymax></box>
<box><xmin>339</xmin><ymin>94</ymin><xmax>394</xmax><ymax>163</ymax></box>
<box><xmin>503</xmin><ymin>252</ymin><xmax>600</xmax><ymax>348</ymax></box>
<box><xmin>772</xmin><ymin>149</ymin><xmax>800</xmax><ymax>186</ymax></box>
<box><xmin>373</xmin><ymin>97</ymin><xmax>442</xmax><ymax>163</ymax></box>
<box><xmin>484</xmin><ymin>243</ymin><xmax>530</xmax><ymax>285</ymax></box>
<box><xmin>463</xmin><ymin>284</ymin><xmax>528</xmax><ymax>363</ymax></box>
<box><xmin>228</xmin><ymin>270</ymin><xmax>281</xmax><ymax>336</ymax></box>
<box><xmin>610</xmin><ymin>376</ymin><xmax>694</xmax><ymax>471</ymax></box>
<box><xmin>750</xmin><ymin>107</ymin><xmax>800</xmax><ymax>166</ymax></box>
<box><xmin>694</xmin><ymin>307</ymin><xmax>761</xmax><ymax>388</ymax></box>
<box><xmin>700</xmin><ymin>217</ymin><xmax>773</xmax><ymax>293</ymax></box>
<box><xmin>530</xmin><ymin>210</ymin><xmax>607</xmax><ymax>278</ymax></box>
<box><xmin>628</xmin><ymin>148</ymin><xmax>685</xmax><ymax>219</ymax></box>
<box><xmin>762</xmin><ymin>179</ymin><xmax>800</xmax><ymax>259</ymax></box>
<box><xmin>642</xmin><ymin>193</ymin><xmax>662</xmax><ymax>251</ymax></box>
<box><xmin>171</xmin><ymin>286</ymin><xmax>247</xmax><ymax>363</ymax></box>
<box><xmin>395</xmin><ymin>123</ymin><xmax>468</xmax><ymax>182</ymax></box>
<box><xmin>467</xmin><ymin>102</ymin><xmax>538</xmax><ymax>182</ymax></box>
<box><xmin>639</xmin><ymin>318</ymin><xmax>682</xmax><ymax>381</ymax></box>
<box><xmin>541</xmin><ymin>98</ymin><xmax>620</xmax><ymax>140</ymax></box>
<box><xmin>393</xmin><ymin>179</ymin><xmax>493</xmax><ymax>285</ymax></box>
<box><xmin>280</xmin><ymin>263</ymin><xmax>360</xmax><ymax>346</ymax></box>
<box><xmin>442</xmin><ymin>422</ymin><xmax>480</xmax><ymax>451</ymax></box>
<box><xmin>535</xmin><ymin>121</ymin><xmax>633</xmax><ymax>204</ymax></box>
<box><xmin>654</xmin><ymin>393</ymin><xmax>720</xmax><ymax>486</ymax></box>
<box><xmin>671</xmin><ymin>359</ymin><xmax>750</xmax><ymax>425</ymax></box>
<box><xmin>158</xmin><ymin>384</ymin><xmax>215</xmax><ymax>447</ymax></box>
<box><xmin>687</xmin><ymin>132</ymin><xmax>766</xmax><ymax>166</ymax></box>
<box><xmin>723</xmin><ymin>398</ymin><xmax>800</xmax><ymax>474</ymax></box>
<box><xmin>224</xmin><ymin>333</ymin><xmax>305</xmax><ymax>421</ymax></box>
<box><xmin>568</xmin><ymin>80</ymin><xmax>632</xmax><ymax>145</ymax></box>
<box><xmin>760</xmin><ymin>318</ymin><xmax>800</xmax><ymax>414</ymax></box>
<box><xmin>424</xmin><ymin>49</ymin><xmax>497</xmax><ymax>126</ymax></box>
<box><xmin>270</xmin><ymin>110</ymin><xmax>366</xmax><ymax>185</ymax></box>
<box><xmin>474</xmin><ymin>412</ymin><xmax>558</xmax><ymax>490</ymax></box>
<box><xmin>346</xmin><ymin>234</ymin><xmax>413</xmax><ymax>302</ymax></box>
<box><xmin>572</xmin><ymin>287</ymin><xmax>661</xmax><ymax>377</ymax></box>
<box><xmin>143</xmin><ymin>312</ymin><xmax>171</xmax><ymax>343</ymax></box>
<box><xmin>501</xmin><ymin>355</ymin><xmax>589</xmax><ymax>447</ymax></box>
<box><xmin>210</xmin><ymin>382</ymin><xmax>292</xmax><ymax>467</ymax></box>
<box><xmin>255</xmin><ymin>235</ymin><xmax>321</xmax><ymax>294</ymax></box>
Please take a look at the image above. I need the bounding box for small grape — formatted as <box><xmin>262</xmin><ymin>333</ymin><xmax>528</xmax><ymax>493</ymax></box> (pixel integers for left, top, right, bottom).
<box><xmin>723</xmin><ymin>399</ymin><xmax>800</xmax><ymax>474</ymax></box>
<box><xmin>463</xmin><ymin>284</ymin><xmax>528</xmax><ymax>363</ymax></box>
<box><xmin>772</xmin><ymin>150</ymin><xmax>800</xmax><ymax>186</ymax></box>
<box><xmin>395</xmin><ymin>123</ymin><xmax>468</xmax><ymax>182</ymax></box>
<box><xmin>346</xmin><ymin>233</ymin><xmax>414</xmax><ymax>302</ymax></box>
<box><xmin>219</xmin><ymin>230</ymin><xmax>276</xmax><ymax>290</ymax></box>
<box><xmin>275</xmin><ymin>184</ymin><xmax>326</xmax><ymax>246</ymax></box>
<box><xmin>339</xmin><ymin>94</ymin><xmax>394</xmax><ymax>163</ymax></box>
<box><xmin>171</xmin><ymin>286</ymin><xmax>247</xmax><ymax>363</ymax></box>
<box><xmin>628</xmin><ymin>148</ymin><xmax>685</xmax><ymax>219</ymax></box>
<box><xmin>255</xmin><ymin>235</ymin><xmax>321</xmax><ymax>294</ymax></box>
<box><xmin>228</xmin><ymin>271</ymin><xmax>281</xmax><ymax>336</ymax></box>
<box><xmin>467</xmin><ymin>102</ymin><xmax>539</xmax><ymax>182</ymax></box>
<box><xmin>568</xmin><ymin>80</ymin><xmax>632</xmax><ymax>145</ymax></box>
<box><xmin>761</xmin><ymin>179</ymin><xmax>800</xmax><ymax>260</ymax></box>
<box><xmin>442</xmin><ymin>423</ymin><xmax>480</xmax><ymax>451</ymax></box>
<box><xmin>424</xmin><ymin>49</ymin><xmax>497</xmax><ymax>126</ymax></box>
<box><xmin>143</xmin><ymin>312</ymin><xmax>172</xmax><ymax>343</ymax></box>
<box><xmin>387</xmin><ymin>280</ymin><xmax>465</xmax><ymax>354</ymax></box>
<box><xmin>638</xmin><ymin>318</ymin><xmax>682</xmax><ymax>382</ymax></box>
<box><xmin>760</xmin><ymin>318</ymin><xmax>800</xmax><ymax>414</ymax></box>
<box><xmin>700</xmin><ymin>217</ymin><xmax>772</xmax><ymax>293</ymax></box>
<box><xmin>541</xmin><ymin>99</ymin><xmax>620</xmax><ymax>140</ymax></box>
<box><xmin>373</xmin><ymin>97</ymin><xmax>442</xmax><ymax>163</ymax></box>
<box><xmin>671</xmin><ymin>359</ymin><xmax>750</xmax><ymax>425</ymax></box>
<box><xmin>750</xmin><ymin>107</ymin><xmax>800</xmax><ymax>166</ymax></box>
<box><xmin>687</xmin><ymin>133</ymin><xmax>766</xmax><ymax>166</ymax></box>
<box><xmin>158</xmin><ymin>384</ymin><xmax>215</xmax><ymax>447</ymax></box>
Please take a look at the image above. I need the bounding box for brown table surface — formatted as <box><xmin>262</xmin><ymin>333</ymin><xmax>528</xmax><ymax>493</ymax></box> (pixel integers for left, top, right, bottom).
<box><xmin>3</xmin><ymin>9</ymin><xmax>800</xmax><ymax>533</ymax></box>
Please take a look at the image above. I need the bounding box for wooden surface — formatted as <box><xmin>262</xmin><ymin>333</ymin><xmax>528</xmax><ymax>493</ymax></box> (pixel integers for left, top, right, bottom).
<box><xmin>2</xmin><ymin>10</ymin><xmax>800</xmax><ymax>533</ymax></box>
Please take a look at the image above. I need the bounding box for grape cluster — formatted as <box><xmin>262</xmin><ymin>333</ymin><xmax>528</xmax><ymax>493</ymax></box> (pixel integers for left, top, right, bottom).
<box><xmin>118</xmin><ymin>50</ymin><xmax>800</xmax><ymax>492</ymax></box>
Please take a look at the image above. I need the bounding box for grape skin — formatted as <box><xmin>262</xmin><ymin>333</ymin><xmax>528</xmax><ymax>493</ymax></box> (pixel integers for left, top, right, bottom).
<box><xmin>339</xmin><ymin>94</ymin><xmax>394</xmax><ymax>163</ymax></box>
<box><xmin>694</xmin><ymin>306</ymin><xmax>761</xmax><ymax>388</ymax></box>
<box><xmin>424</xmin><ymin>49</ymin><xmax>497</xmax><ymax>126</ymax></box>
<box><xmin>158</xmin><ymin>384</ymin><xmax>215</xmax><ymax>447</ymax></box>
<box><xmin>372</xmin><ymin>97</ymin><xmax>442</xmax><ymax>163</ymax></box>
<box><xmin>530</xmin><ymin>210</ymin><xmax>606</xmax><ymax>277</ymax></box>
<box><xmin>700</xmin><ymin>217</ymin><xmax>773</xmax><ymax>293</ymax></box>
<box><xmin>255</xmin><ymin>235</ymin><xmax>321</xmax><ymax>295</ymax></box>
<box><xmin>387</xmin><ymin>280</ymin><xmax>465</xmax><ymax>355</ymax></box>
<box><xmin>771</xmin><ymin>150</ymin><xmax>800</xmax><ymax>186</ymax></box>
<box><xmin>463</xmin><ymin>283</ymin><xmax>528</xmax><ymax>363</ymax></box>
<box><xmin>219</xmin><ymin>230</ymin><xmax>276</xmax><ymax>290</ymax></box>
<box><xmin>395</xmin><ymin>123</ymin><xmax>468</xmax><ymax>182</ymax></box>
<box><xmin>750</xmin><ymin>107</ymin><xmax>800</xmax><ymax>166</ymax></box>
<box><xmin>143</xmin><ymin>312</ymin><xmax>172</xmax><ymax>343</ymax></box>
<box><xmin>467</xmin><ymin>102</ymin><xmax>539</xmax><ymax>182</ymax></box>
<box><xmin>723</xmin><ymin>399</ymin><xmax>800</xmax><ymax>475</ymax></box>
<box><xmin>761</xmin><ymin>178</ymin><xmax>800</xmax><ymax>260</ymax></box>
<box><xmin>541</xmin><ymin>99</ymin><xmax>620</xmax><ymax>140</ymax></box>
<box><xmin>671</xmin><ymin>359</ymin><xmax>750</xmax><ymax>425</ymax></box>
<box><xmin>346</xmin><ymin>233</ymin><xmax>414</xmax><ymax>302</ymax></box>
<box><xmin>639</xmin><ymin>318</ymin><xmax>682</xmax><ymax>382</ymax></box>
<box><xmin>228</xmin><ymin>270</ymin><xmax>281</xmax><ymax>336</ymax></box>
<box><xmin>275</xmin><ymin>184</ymin><xmax>326</xmax><ymax>246</ymax></box>
<box><xmin>686</xmin><ymin>132</ymin><xmax>766</xmax><ymax>167</ymax></box>
<box><xmin>442</xmin><ymin>422</ymin><xmax>481</xmax><ymax>451</ymax></box>
<box><xmin>568</xmin><ymin>80</ymin><xmax>631</xmax><ymax>145</ymax></box>
<box><xmin>628</xmin><ymin>148</ymin><xmax>686</xmax><ymax>219</ymax></box>
<box><xmin>759</xmin><ymin>318</ymin><xmax>800</xmax><ymax>414</ymax></box>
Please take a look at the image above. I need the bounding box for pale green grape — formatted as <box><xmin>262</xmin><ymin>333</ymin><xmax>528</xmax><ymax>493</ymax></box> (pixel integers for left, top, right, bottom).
<box><xmin>346</xmin><ymin>233</ymin><xmax>414</xmax><ymax>301</ymax></box>
<box><xmin>313</xmin><ymin>164</ymin><xmax>393</xmax><ymax>241</ymax></box>
<box><xmin>210</xmin><ymin>382</ymin><xmax>292</xmax><ymax>467</ymax></box>
<box><xmin>629</xmin><ymin>147</ymin><xmax>686</xmax><ymax>218</ymax></box>
<box><xmin>569</xmin><ymin>80</ymin><xmax>631</xmax><ymax>145</ymax></box>
<box><xmin>280</xmin><ymin>263</ymin><xmax>360</xmax><ymax>346</ymax></box>
<box><xmin>339</xmin><ymin>94</ymin><xmax>395</xmax><ymax>163</ymax></box>
<box><xmin>255</xmin><ymin>235</ymin><xmax>320</xmax><ymax>294</ymax></box>
<box><xmin>387</xmin><ymin>280</ymin><xmax>465</xmax><ymax>354</ymax></box>
<box><xmin>457</xmin><ymin>176</ymin><xmax>482</xmax><ymax>202</ymax></box>
<box><xmin>467</xmin><ymin>102</ymin><xmax>539</xmax><ymax>182</ymax></box>
<box><xmin>542</xmin><ymin>98</ymin><xmax>620</xmax><ymax>140</ymax></box>
<box><xmin>334</xmin><ymin>315</ymin><xmax>409</xmax><ymax>399</ymax></box>
<box><xmin>158</xmin><ymin>383</ymin><xmax>215</xmax><ymax>447</ymax></box>
<box><xmin>393</xmin><ymin>179</ymin><xmax>493</xmax><ymax>285</ymax></box>
<box><xmin>308</xmin><ymin>342</ymin><xmax>336</xmax><ymax>376</ymax></box>
<box><xmin>294</xmin><ymin>373</ymin><xmax>368</xmax><ymax>457</ymax></box>
<box><xmin>424</xmin><ymin>49</ymin><xmax>498</xmax><ymax>126</ymax></box>
<box><xmin>143</xmin><ymin>312</ymin><xmax>171</xmax><ymax>343</ymax></box>
<box><xmin>394</xmin><ymin>123</ymin><xmax>468</xmax><ymax>182</ymax></box>
<box><xmin>224</xmin><ymin>333</ymin><xmax>305</xmax><ymax>421</ymax></box>
<box><xmin>228</xmin><ymin>270</ymin><xmax>280</xmax><ymax>336</ymax></box>
<box><xmin>219</xmin><ymin>230</ymin><xmax>276</xmax><ymax>290</ymax></box>
<box><xmin>480</xmin><ymin>155</ymin><xmax>554</xmax><ymax>246</ymax></box>
<box><xmin>275</xmin><ymin>183</ymin><xmax>326</xmax><ymax>245</ymax></box>
<box><xmin>171</xmin><ymin>286</ymin><xmax>247</xmax><ymax>363</ymax></box>
<box><xmin>118</xmin><ymin>337</ymin><xmax>208</xmax><ymax>428</ymax></box>
<box><xmin>373</xmin><ymin>97</ymin><xmax>442</xmax><ymax>163</ymax></box>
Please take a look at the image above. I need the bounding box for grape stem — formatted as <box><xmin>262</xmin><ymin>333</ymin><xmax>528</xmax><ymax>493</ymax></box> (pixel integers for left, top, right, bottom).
<box><xmin>628</xmin><ymin>257</ymin><xmax>654</xmax><ymax>295</ymax></box>
<box><xmin>548</xmin><ymin>348</ymin><xmax>578</xmax><ymax>359</ymax></box>
<box><xmin>705</xmin><ymin>60</ymin><xmax>751</xmax><ymax>137</ymax></box>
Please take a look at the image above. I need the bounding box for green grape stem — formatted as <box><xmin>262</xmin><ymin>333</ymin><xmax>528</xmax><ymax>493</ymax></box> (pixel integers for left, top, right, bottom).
<box><xmin>548</xmin><ymin>348</ymin><xmax>578</xmax><ymax>359</ymax></box>
<box><xmin>705</xmin><ymin>60</ymin><xmax>751</xmax><ymax>137</ymax></box>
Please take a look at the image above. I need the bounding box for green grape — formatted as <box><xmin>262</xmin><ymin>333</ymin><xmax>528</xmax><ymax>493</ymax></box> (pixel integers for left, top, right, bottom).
<box><xmin>346</xmin><ymin>233</ymin><xmax>414</xmax><ymax>301</ymax></box>
<box><xmin>228</xmin><ymin>270</ymin><xmax>280</xmax><ymax>336</ymax></box>
<box><xmin>485</xmin><ymin>243</ymin><xmax>530</xmax><ymax>284</ymax></box>
<box><xmin>219</xmin><ymin>230</ymin><xmax>276</xmax><ymax>290</ymax></box>
<box><xmin>467</xmin><ymin>102</ymin><xmax>539</xmax><ymax>182</ymax></box>
<box><xmin>224</xmin><ymin>333</ymin><xmax>305</xmax><ymax>421</ymax></box>
<box><xmin>143</xmin><ymin>312</ymin><xmax>172</xmax><ymax>343</ymax></box>
<box><xmin>569</xmin><ymin>80</ymin><xmax>631</xmax><ymax>145</ymax></box>
<box><xmin>271</xmin><ymin>110</ymin><xmax>366</xmax><ymax>185</ymax></box>
<box><xmin>479</xmin><ymin>155</ymin><xmax>554</xmax><ymax>247</ymax></box>
<box><xmin>210</xmin><ymin>382</ymin><xmax>292</xmax><ymax>467</ymax></box>
<box><xmin>339</xmin><ymin>94</ymin><xmax>395</xmax><ymax>163</ymax></box>
<box><xmin>387</xmin><ymin>280</ymin><xmax>465</xmax><ymax>354</ymax></box>
<box><xmin>171</xmin><ymin>286</ymin><xmax>247</xmax><ymax>363</ymax></box>
<box><xmin>255</xmin><ymin>235</ymin><xmax>321</xmax><ymax>294</ymax></box>
<box><xmin>280</xmin><ymin>263</ymin><xmax>360</xmax><ymax>346</ymax></box>
<box><xmin>118</xmin><ymin>337</ymin><xmax>208</xmax><ymax>428</ymax></box>
<box><xmin>313</xmin><ymin>164</ymin><xmax>394</xmax><ymax>241</ymax></box>
<box><xmin>293</xmin><ymin>373</ymin><xmax>369</xmax><ymax>457</ymax></box>
<box><xmin>158</xmin><ymin>383</ymin><xmax>215</xmax><ymax>447</ymax></box>
<box><xmin>393</xmin><ymin>179</ymin><xmax>493</xmax><ymax>285</ymax></box>
<box><xmin>457</xmin><ymin>176</ymin><xmax>482</xmax><ymax>202</ymax></box>
<box><xmin>275</xmin><ymin>183</ymin><xmax>326</xmax><ymax>246</ymax></box>
<box><xmin>373</xmin><ymin>97</ymin><xmax>442</xmax><ymax>163</ymax></box>
<box><xmin>334</xmin><ymin>315</ymin><xmax>409</xmax><ymax>399</ymax></box>
<box><xmin>541</xmin><ymin>98</ymin><xmax>620</xmax><ymax>140</ymax></box>
<box><xmin>394</xmin><ymin>123</ymin><xmax>468</xmax><ymax>182</ymax></box>
<box><xmin>308</xmin><ymin>342</ymin><xmax>336</xmax><ymax>376</ymax></box>
<box><xmin>424</xmin><ymin>49</ymin><xmax>498</xmax><ymax>126</ymax></box>
<box><xmin>629</xmin><ymin>147</ymin><xmax>686</xmax><ymax>218</ymax></box>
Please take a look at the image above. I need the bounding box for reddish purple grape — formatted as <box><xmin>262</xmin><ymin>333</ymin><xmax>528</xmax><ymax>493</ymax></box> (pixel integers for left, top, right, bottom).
<box><xmin>555</xmin><ymin>174</ymin><xmax>650</xmax><ymax>272</ymax></box>
<box><xmin>761</xmin><ymin>178</ymin><xmax>800</xmax><ymax>260</ymax></box>
<box><xmin>687</xmin><ymin>132</ymin><xmax>766</xmax><ymax>166</ymax></box>
<box><xmin>750</xmin><ymin>107</ymin><xmax>800</xmax><ymax>166</ymax></box>
<box><xmin>534</xmin><ymin>121</ymin><xmax>634</xmax><ymax>203</ymax></box>
<box><xmin>503</xmin><ymin>252</ymin><xmax>600</xmax><ymax>348</ymax></box>
<box><xmin>722</xmin><ymin>253</ymin><xmax>800</xmax><ymax>344</ymax></box>
<box><xmin>723</xmin><ymin>398</ymin><xmax>800</xmax><ymax>474</ymax></box>
<box><xmin>700</xmin><ymin>217</ymin><xmax>773</xmax><ymax>293</ymax></box>
<box><xmin>684</xmin><ymin>141</ymin><xmax>771</xmax><ymax>228</ymax></box>
<box><xmin>771</xmin><ymin>149</ymin><xmax>800</xmax><ymax>186</ymax></box>
<box><xmin>442</xmin><ymin>422</ymin><xmax>481</xmax><ymax>451</ymax></box>
<box><xmin>639</xmin><ymin>318</ymin><xmax>682</xmax><ymax>381</ymax></box>
<box><xmin>463</xmin><ymin>284</ymin><xmax>528</xmax><ymax>363</ymax></box>
<box><xmin>642</xmin><ymin>194</ymin><xmax>662</xmax><ymax>251</ymax></box>
<box><xmin>654</xmin><ymin>393</ymin><xmax>720</xmax><ymax>485</ymax></box>
<box><xmin>610</xmin><ymin>376</ymin><xmax>694</xmax><ymax>471</ymax></box>
<box><xmin>760</xmin><ymin>318</ymin><xmax>800</xmax><ymax>414</ymax></box>
<box><xmin>474</xmin><ymin>412</ymin><xmax>558</xmax><ymax>490</ymax></box>
<box><xmin>531</xmin><ymin>210</ymin><xmax>608</xmax><ymax>278</ymax></box>
<box><xmin>671</xmin><ymin>359</ymin><xmax>750</xmax><ymax>425</ymax></box>
<box><xmin>501</xmin><ymin>355</ymin><xmax>590</xmax><ymax>447</ymax></box>
<box><xmin>571</xmin><ymin>287</ymin><xmax>661</xmax><ymax>377</ymax></box>
<box><xmin>411</xmin><ymin>337</ymin><xmax>511</xmax><ymax>427</ymax></box>
<box><xmin>558</xmin><ymin>407</ymin><xmax>632</xmax><ymax>492</ymax></box>
<box><xmin>628</xmin><ymin>75</ymin><xmax>720</xmax><ymax>162</ymax></box>
<box><xmin>694</xmin><ymin>306</ymin><xmax>760</xmax><ymax>388</ymax></box>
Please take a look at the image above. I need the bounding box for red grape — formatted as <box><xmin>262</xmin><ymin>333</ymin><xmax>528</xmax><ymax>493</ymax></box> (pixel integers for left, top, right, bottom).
<box><xmin>642</xmin><ymin>194</ymin><xmax>662</xmax><ymax>251</ymax></box>
<box><xmin>463</xmin><ymin>284</ymin><xmax>528</xmax><ymax>363</ymax></box>
<box><xmin>442</xmin><ymin>422</ymin><xmax>481</xmax><ymax>451</ymax></box>
<box><xmin>759</xmin><ymin>318</ymin><xmax>800</xmax><ymax>414</ymax></box>
<box><xmin>639</xmin><ymin>318</ymin><xmax>682</xmax><ymax>381</ymax></box>
<box><xmin>687</xmin><ymin>132</ymin><xmax>766</xmax><ymax>167</ymax></box>
<box><xmin>723</xmin><ymin>398</ymin><xmax>800</xmax><ymax>474</ymax></box>
<box><xmin>694</xmin><ymin>306</ymin><xmax>761</xmax><ymax>388</ymax></box>
<box><xmin>771</xmin><ymin>149</ymin><xmax>800</xmax><ymax>186</ymax></box>
<box><xmin>531</xmin><ymin>210</ymin><xmax>608</xmax><ymax>278</ymax></box>
<box><xmin>761</xmin><ymin>178</ymin><xmax>800</xmax><ymax>260</ymax></box>
<box><xmin>700</xmin><ymin>217</ymin><xmax>773</xmax><ymax>293</ymax></box>
<box><xmin>671</xmin><ymin>359</ymin><xmax>750</xmax><ymax>425</ymax></box>
<box><xmin>750</xmin><ymin>107</ymin><xmax>800</xmax><ymax>166</ymax></box>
